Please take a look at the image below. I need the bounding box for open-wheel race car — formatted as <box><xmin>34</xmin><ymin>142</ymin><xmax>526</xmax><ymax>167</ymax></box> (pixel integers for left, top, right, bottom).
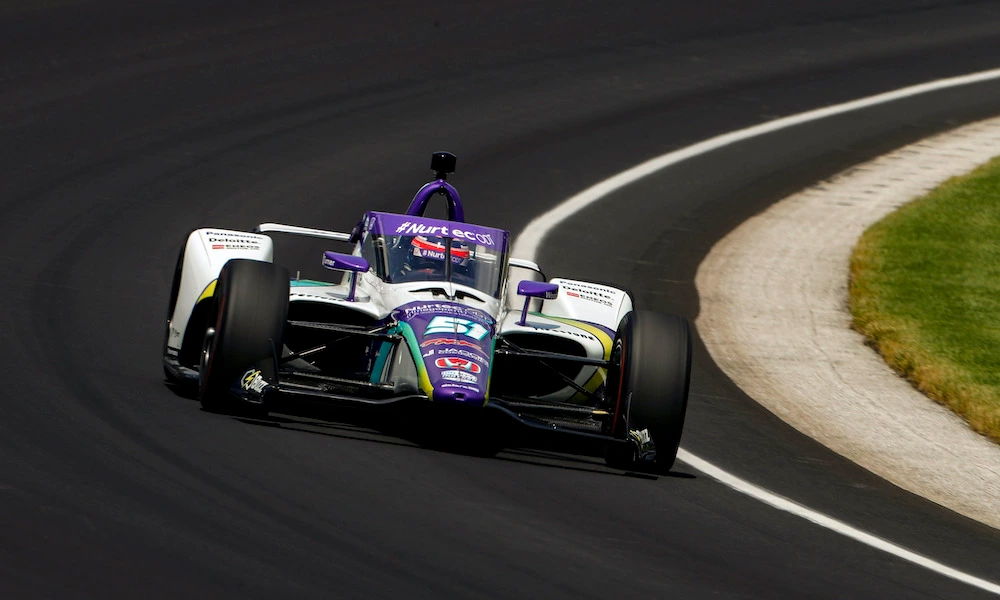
<box><xmin>163</xmin><ymin>153</ymin><xmax>692</xmax><ymax>472</ymax></box>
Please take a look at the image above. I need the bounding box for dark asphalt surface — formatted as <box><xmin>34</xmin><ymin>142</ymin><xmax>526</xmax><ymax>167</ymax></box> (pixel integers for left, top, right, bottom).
<box><xmin>2</xmin><ymin>2</ymin><xmax>999</xmax><ymax>598</ymax></box>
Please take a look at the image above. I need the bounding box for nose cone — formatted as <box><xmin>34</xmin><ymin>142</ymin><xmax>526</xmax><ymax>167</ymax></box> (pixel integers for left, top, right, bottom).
<box><xmin>392</xmin><ymin>300</ymin><xmax>495</xmax><ymax>407</ymax></box>
<box><xmin>432</xmin><ymin>387</ymin><xmax>487</xmax><ymax>405</ymax></box>
<box><xmin>425</xmin><ymin>351</ymin><xmax>490</xmax><ymax>406</ymax></box>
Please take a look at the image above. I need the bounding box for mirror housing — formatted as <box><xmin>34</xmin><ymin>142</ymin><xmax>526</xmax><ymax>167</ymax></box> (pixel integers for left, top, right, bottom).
<box><xmin>322</xmin><ymin>251</ymin><xmax>369</xmax><ymax>301</ymax></box>
<box><xmin>517</xmin><ymin>280</ymin><xmax>559</xmax><ymax>299</ymax></box>
<box><xmin>516</xmin><ymin>281</ymin><xmax>558</xmax><ymax>325</ymax></box>
<box><xmin>322</xmin><ymin>251</ymin><xmax>368</xmax><ymax>273</ymax></box>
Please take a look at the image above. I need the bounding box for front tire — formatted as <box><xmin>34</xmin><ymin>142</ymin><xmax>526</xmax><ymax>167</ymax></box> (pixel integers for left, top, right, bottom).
<box><xmin>606</xmin><ymin>311</ymin><xmax>692</xmax><ymax>473</ymax></box>
<box><xmin>199</xmin><ymin>259</ymin><xmax>289</xmax><ymax>414</ymax></box>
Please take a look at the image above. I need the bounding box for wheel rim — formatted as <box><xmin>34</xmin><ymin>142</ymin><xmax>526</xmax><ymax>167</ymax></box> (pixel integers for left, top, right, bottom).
<box><xmin>199</xmin><ymin>327</ymin><xmax>216</xmax><ymax>380</ymax></box>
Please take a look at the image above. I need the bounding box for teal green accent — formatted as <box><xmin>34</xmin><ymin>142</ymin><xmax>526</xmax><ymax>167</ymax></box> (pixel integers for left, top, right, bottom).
<box><xmin>289</xmin><ymin>279</ymin><xmax>333</xmax><ymax>287</ymax></box>
<box><xmin>370</xmin><ymin>339</ymin><xmax>394</xmax><ymax>383</ymax></box>
<box><xmin>395</xmin><ymin>322</ymin><xmax>433</xmax><ymax>395</ymax></box>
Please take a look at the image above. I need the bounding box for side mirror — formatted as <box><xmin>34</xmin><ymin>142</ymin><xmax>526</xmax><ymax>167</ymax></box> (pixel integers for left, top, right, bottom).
<box><xmin>322</xmin><ymin>251</ymin><xmax>369</xmax><ymax>301</ymax></box>
<box><xmin>322</xmin><ymin>251</ymin><xmax>368</xmax><ymax>272</ymax></box>
<box><xmin>516</xmin><ymin>281</ymin><xmax>558</xmax><ymax>326</ymax></box>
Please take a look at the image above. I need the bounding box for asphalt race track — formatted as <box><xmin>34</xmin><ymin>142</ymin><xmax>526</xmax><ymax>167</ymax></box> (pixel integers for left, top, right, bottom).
<box><xmin>2</xmin><ymin>2</ymin><xmax>999</xmax><ymax>598</ymax></box>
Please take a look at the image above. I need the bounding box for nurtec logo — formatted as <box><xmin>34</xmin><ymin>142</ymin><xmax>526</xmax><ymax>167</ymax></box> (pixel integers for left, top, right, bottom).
<box><xmin>393</xmin><ymin>221</ymin><xmax>495</xmax><ymax>245</ymax></box>
<box><xmin>395</xmin><ymin>222</ymin><xmax>449</xmax><ymax>236</ymax></box>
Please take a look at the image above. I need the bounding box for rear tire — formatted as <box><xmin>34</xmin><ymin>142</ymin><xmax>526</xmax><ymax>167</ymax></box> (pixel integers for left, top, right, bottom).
<box><xmin>606</xmin><ymin>311</ymin><xmax>691</xmax><ymax>473</ymax></box>
<box><xmin>199</xmin><ymin>259</ymin><xmax>289</xmax><ymax>414</ymax></box>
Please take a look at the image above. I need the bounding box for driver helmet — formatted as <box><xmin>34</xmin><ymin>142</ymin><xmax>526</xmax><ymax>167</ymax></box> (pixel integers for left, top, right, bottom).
<box><xmin>408</xmin><ymin>235</ymin><xmax>472</xmax><ymax>267</ymax></box>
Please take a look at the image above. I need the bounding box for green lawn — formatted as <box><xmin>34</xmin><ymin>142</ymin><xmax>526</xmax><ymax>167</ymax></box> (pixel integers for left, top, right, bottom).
<box><xmin>850</xmin><ymin>156</ymin><xmax>1000</xmax><ymax>443</ymax></box>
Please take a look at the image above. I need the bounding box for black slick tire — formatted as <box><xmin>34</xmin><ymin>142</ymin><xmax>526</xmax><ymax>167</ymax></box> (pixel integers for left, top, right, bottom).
<box><xmin>199</xmin><ymin>259</ymin><xmax>289</xmax><ymax>414</ymax></box>
<box><xmin>606</xmin><ymin>311</ymin><xmax>692</xmax><ymax>473</ymax></box>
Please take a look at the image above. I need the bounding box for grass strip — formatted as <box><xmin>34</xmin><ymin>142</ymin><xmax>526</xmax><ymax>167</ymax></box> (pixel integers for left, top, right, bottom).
<box><xmin>849</xmin><ymin>155</ymin><xmax>1000</xmax><ymax>444</ymax></box>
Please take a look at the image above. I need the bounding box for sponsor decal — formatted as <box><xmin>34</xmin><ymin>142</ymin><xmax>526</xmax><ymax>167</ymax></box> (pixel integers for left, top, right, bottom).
<box><xmin>422</xmin><ymin>349</ymin><xmax>434</xmax><ymax>358</ymax></box>
<box><xmin>399</xmin><ymin>302</ymin><xmax>493</xmax><ymax>324</ymax></box>
<box><xmin>209</xmin><ymin>243</ymin><xmax>261</xmax><ymax>251</ymax></box>
<box><xmin>215</xmin><ymin>244</ymin><xmax>261</xmax><ymax>251</ymax></box>
<box><xmin>629</xmin><ymin>428</ymin><xmax>652</xmax><ymax>445</ymax></box>
<box><xmin>439</xmin><ymin>382</ymin><xmax>481</xmax><ymax>393</ymax></box>
<box><xmin>440</xmin><ymin>369</ymin><xmax>478</xmax><ymax>383</ymax></box>
<box><xmin>205</xmin><ymin>231</ymin><xmax>263</xmax><ymax>251</ymax></box>
<box><xmin>561</xmin><ymin>281</ymin><xmax>612</xmax><ymax>292</ymax></box>
<box><xmin>562</xmin><ymin>283</ymin><xmax>615</xmax><ymax>307</ymax></box>
<box><xmin>411</xmin><ymin>237</ymin><xmax>470</xmax><ymax>264</ymax></box>
<box><xmin>436</xmin><ymin>347</ymin><xmax>486</xmax><ymax>364</ymax></box>
<box><xmin>424</xmin><ymin>316</ymin><xmax>489</xmax><ymax>340</ymax></box>
<box><xmin>412</xmin><ymin>247</ymin><xmax>469</xmax><ymax>264</ymax></box>
<box><xmin>205</xmin><ymin>231</ymin><xmax>264</xmax><ymax>240</ymax></box>
<box><xmin>419</xmin><ymin>338</ymin><xmax>488</xmax><ymax>355</ymax></box>
<box><xmin>393</xmin><ymin>221</ymin><xmax>495</xmax><ymax>246</ymax></box>
<box><xmin>434</xmin><ymin>357</ymin><xmax>481</xmax><ymax>373</ymax></box>
<box><xmin>241</xmin><ymin>369</ymin><xmax>269</xmax><ymax>393</ymax></box>
<box><xmin>414</xmin><ymin>247</ymin><xmax>447</xmax><ymax>262</ymax></box>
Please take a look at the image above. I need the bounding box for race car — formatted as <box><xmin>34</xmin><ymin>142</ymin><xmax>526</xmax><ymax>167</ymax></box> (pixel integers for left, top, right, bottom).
<box><xmin>162</xmin><ymin>152</ymin><xmax>691</xmax><ymax>472</ymax></box>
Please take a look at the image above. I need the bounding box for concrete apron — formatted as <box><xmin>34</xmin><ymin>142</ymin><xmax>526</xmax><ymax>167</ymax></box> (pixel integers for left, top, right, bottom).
<box><xmin>696</xmin><ymin>116</ymin><xmax>1000</xmax><ymax>529</ymax></box>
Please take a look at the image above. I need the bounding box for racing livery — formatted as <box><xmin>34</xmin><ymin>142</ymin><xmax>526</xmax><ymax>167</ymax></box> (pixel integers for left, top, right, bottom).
<box><xmin>163</xmin><ymin>153</ymin><xmax>691</xmax><ymax>472</ymax></box>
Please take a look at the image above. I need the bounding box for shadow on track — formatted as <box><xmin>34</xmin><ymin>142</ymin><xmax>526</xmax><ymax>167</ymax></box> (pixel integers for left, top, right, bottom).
<box><xmin>166</xmin><ymin>380</ymin><xmax>698</xmax><ymax>479</ymax></box>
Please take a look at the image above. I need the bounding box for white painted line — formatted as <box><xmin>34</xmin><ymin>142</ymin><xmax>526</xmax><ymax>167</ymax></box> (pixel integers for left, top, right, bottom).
<box><xmin>512</xmin><ymin>66</ymin><xmax>1000</xmax><ymax>259</ymax></box>
<box><xmin>677</xmin><ymin>449</ymin><xmax>1000</xmax><ymax>596</ymax></box>
<box><xmin>512</xmin><ymin>66</ymin><xmax>1000</xmax><ymax>594</ymax></box>
<box><xmin>695</xmin><ymin>118</ymin><xmax>1000</xmax><ymax>528</ymax></box>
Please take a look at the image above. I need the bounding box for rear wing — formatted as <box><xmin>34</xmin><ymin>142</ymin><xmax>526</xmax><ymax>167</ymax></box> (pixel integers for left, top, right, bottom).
<box><xmin>254</xmin><ymin>223</ymin><xmax>352</xmax><ymax>242</ymax></box>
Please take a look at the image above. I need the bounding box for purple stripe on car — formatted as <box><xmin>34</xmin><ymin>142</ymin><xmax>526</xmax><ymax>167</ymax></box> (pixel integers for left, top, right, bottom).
<box><xmin>406</xmin><ymin>180</ymin><xmax>464</xmax><ymax>222</ymax></box>
<box><xmin>394</xmin><ymin>300</ymin><xmax>496</xmax><ymax>406</ymax></box>
<box><xmin>365</xmin><ymin>212</ymin><xmax>508</xmax><ymax>252</ymax></box>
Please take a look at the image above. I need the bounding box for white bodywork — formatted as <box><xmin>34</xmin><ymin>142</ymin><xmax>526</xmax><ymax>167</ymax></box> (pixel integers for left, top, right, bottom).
<box><xmin>168</xmin><ymin>224</ymin><xmax>633</xmax><ymax>399</ymax></box>
<box><xmin>166</xmin><ymin>229</ymin><xmax>272</xmax><ymax>354</ymax></box>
